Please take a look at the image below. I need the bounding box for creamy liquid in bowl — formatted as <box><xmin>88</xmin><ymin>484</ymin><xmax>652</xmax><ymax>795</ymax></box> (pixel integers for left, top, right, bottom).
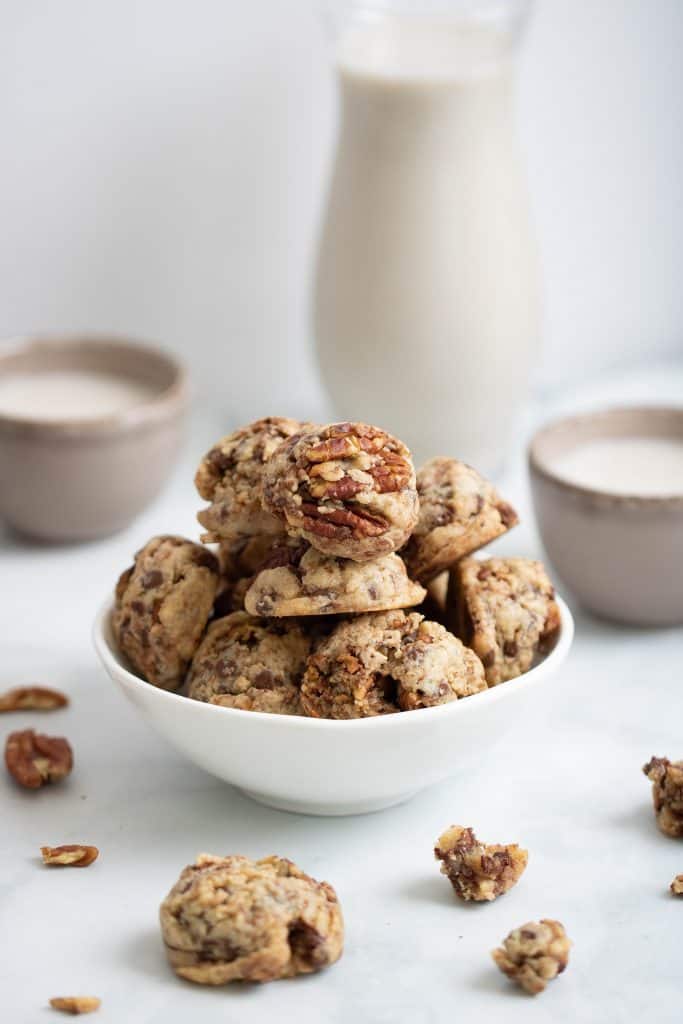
<box><xmin>552</xmin><ymin>437</ymin><xmax>683</xmax><ymax>496</ymax></box>
<box><xmin>0</xmin><ymin>370</ymin><xmax>157</xmax><ymax>421</ymax></box>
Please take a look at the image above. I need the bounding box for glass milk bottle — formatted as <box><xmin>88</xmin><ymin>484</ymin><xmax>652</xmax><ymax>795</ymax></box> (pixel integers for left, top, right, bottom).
<box><xmin>314</xmin><ymin>0</ymin><xmax>539</xmax><ymax>473</ymax></box>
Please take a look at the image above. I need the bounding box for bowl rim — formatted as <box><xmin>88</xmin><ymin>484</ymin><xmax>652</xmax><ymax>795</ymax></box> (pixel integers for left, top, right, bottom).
<box><xmin>92</xmin><ymin>594</ymin><xmax>575</xmax><ymax>730</ymax></box>
<box><xmin>0</xmin><ymin>333</ymin><xmax>189</xmax><ymax>437</ymax></box>
<box><xmin>528</xmin><ymin>405</ymin><xmax>683</xmax><ymax>505</ymax></box>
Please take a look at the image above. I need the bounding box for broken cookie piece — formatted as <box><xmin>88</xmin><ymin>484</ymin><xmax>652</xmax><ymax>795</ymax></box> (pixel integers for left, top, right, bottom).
<box><xmin>434</xmin><ymin>825</ymin><xmax>527</xmax><ymax>901</ymax></box>
<box><xmin>159</xmin><ymin>853</ymin><xmax>344</xmax><ymax>984</ymax></box>
<box><xmin>492</xmin><ymin>919</ymin><xmax>571</xmax><ymax>995</ymax></box>
<box><xmin>643</xmin><ymin>756</ymin><xmax>683</xmax><ymax>837</ymax></box>
<box><xmin>670</xmin><ymin>875</ymin><xmax>683</xmax><ymax>896</ymax></box>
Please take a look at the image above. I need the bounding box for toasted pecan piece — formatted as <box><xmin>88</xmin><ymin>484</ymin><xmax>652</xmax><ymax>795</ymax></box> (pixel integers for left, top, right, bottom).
<box><xmin>41</xmin><ymin>845</ymin><xmax>99</xmax><ymax>868</ymax></box>
<box><xmin>262</xmin><ymin>422</ymin><xmax>418</xmax><ymax>561</ymax></box>
<box><xmin>49</xmin><ymin>996</ymin><xmax>101</xmax><ymax>1014</ymax></box>
<box><xmin>5</xmin><ymin>729</ymin><xmax>73</xmax><ymax>788</ymax></box>
<box><xmin>0</xmin><ymin>686</ymin><xmax>68</xmax><ymax>712</ymax></box>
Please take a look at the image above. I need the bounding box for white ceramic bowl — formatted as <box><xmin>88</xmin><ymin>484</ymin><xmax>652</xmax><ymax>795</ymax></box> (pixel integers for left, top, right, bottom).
<box><xmin>93</xmin><ymin>598</ymin><xmax>574</xmax><ymax>816</ymax></box>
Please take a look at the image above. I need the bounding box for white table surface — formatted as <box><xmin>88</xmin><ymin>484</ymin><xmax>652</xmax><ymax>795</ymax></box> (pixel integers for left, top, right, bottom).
<box><xmin>2</xmin><ymin>366</ymin><xmax>682</xmax><ymax>1024</ymax></box>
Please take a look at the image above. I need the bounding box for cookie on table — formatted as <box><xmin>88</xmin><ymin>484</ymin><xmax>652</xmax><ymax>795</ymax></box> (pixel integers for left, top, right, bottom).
<box><xmin>448</xmin><ymin>557</ymin><xmax>560</xmax><ymax>686</ymax></box>
<box><xmin>195</xmin><ymin>417</ymin><xmax>308</xmax><ymax>543</ymax></box>
<box><xmin>113</xmin><ymin>536</ymin><xmax>219</xmax><ymax>690</ymax></box>
<box><xmin>186</xmin><ymin>611</ymin><xmax>311</xmax><ymax>715</ymax></box>
<box><xmin>435</xmin><ymin>825</ymin><xmax>528</xmax><ymax>902</ymax></box>
<box><xmin>160</xmin><ymin>853</ymin><xmax>344</xmax><ymax>984</ymax></box>
<box><xmin>642</xmin><ymin>757</ymin><xmax>683</xmax><ymax>838</ymax></box>
<box><xmin>492</xmin><ymin>920</ymin><xmax>571</xmax><ymax>995</ymax></box>
<box><xmin>244</xmin><ymin>543</ymin><xmax>426</xmax><ymax>617</ymax></box>
<box><xmin>300</xmin><ymin>610</ymin><xmax>485</xmax><ymax>719</ymax></box>
<box><xmin>401</xmin><ymin>458</ymin><xmax>518</xmax><ymax>583</ymax></box>
<box><xmin>261</xmin><ymin>422</ymin><xmax>419</xmax><ymax>562</ymax></box>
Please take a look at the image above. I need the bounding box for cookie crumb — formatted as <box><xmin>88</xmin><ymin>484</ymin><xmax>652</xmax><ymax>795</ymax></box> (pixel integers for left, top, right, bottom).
<box><xmin>434</xmin><ymin>825</ymin><xmax>527</xmax><ymax>901</ymax></box>
<box><xmin>492</xmin><ymin>919</ymin><xmax>571</xmax><ymax>995</ymax></box>
<box><xmin>670</xmin><ymin>875</ymin><xmax>683</xmax><ymax>896</ymax></box>
<box><xmin>49</xmin><ymin>996</ymin><xmax>100</xmax><ymax>1014</ymax></box>
<box><xmin>643</xmin><ymin>757</ymin><xmax>683</xmax><ymax>837</ymax></box>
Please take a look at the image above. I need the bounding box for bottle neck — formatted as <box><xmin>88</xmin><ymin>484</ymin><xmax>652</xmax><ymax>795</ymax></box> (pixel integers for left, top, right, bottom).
<box><xmin>331</xmin><ymin>2</ymin><xmax>528</xmax><ymax>83</ymax></box>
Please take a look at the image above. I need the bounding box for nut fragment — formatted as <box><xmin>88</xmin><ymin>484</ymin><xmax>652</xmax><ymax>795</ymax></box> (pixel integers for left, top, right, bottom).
<box><xmin>434</xmin><ymin>825</ymin><xmax>528</xmax><ymax>901</ymax></box>
<box><xmin>642</xmin><ymin>756</ymin><xmax>683</xmax><ymax>837</ymax></box>
<box><xmin>5</xmin><ymin>729</ymin><xmax>73</xmax><ymax>789</ymax></box>
<box><xmin>670</xmin><ymin>875</ymin><xmax>683</xmax><ymax>896</ymax></box>
<box><xmin>41</xmin><ymin>845</ymin><xmax>99</xmax><ymax>868</ymax></box>
<box><xmin>49</xmin><ymin>996</ymin><xmax>101</xmax><ymax>1014</ymax></box>
<box><xmin>492</xmin><ymin>919</ymin><xmax>571</xmax><ymax>995</ymax></box>
<box><xmin>0</xmin><ymin>686</ymin><xmax>69</xmax><ymax>712</ymax></box>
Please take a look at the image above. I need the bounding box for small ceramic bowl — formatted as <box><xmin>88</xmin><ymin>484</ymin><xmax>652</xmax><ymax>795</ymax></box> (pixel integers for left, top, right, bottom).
<box><xmin>93</xmin><ymin>596</ymin><xmax>574</xmax><ymax>817</ymax></box>
<box><xmin>529</xmin><ymin>407</ymin><xmax>683</xmax><ymax>626</ymax></box>
<box><xmin>0</xmin><ymin>335</ymin><xmax>189</xmax><ymax>542</ymax></box>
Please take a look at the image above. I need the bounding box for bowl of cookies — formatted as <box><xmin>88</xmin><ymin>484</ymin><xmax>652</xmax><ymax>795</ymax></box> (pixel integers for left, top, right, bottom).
<box><xmin>93</xmin><ymin>418</ymin><xmax>574</xmax><ymax>815</ymax></box>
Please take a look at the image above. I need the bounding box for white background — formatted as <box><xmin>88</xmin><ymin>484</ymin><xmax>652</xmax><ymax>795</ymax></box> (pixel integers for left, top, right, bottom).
<box><xmin>1</xmin><ymin>0</ymin><xmax>682</xmax><ymax>421</ymax></box>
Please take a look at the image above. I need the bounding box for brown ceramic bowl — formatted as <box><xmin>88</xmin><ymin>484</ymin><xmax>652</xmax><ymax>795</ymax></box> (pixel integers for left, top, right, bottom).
<box><xmin>529</xmin><ymin>407</ymin><xmax>683</xmax><ymax>626</ymax></box>
<box><xmin>0</xmin><ymin>335</ymin><xmax>189</xmax><ymax>542</ymax></box>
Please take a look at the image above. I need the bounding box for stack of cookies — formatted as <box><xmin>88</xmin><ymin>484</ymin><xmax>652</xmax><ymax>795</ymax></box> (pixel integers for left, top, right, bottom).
<box><xmin>112</xmin><ymin>418</ymin><xmax>560</xmax><ymax>719</ymax></box>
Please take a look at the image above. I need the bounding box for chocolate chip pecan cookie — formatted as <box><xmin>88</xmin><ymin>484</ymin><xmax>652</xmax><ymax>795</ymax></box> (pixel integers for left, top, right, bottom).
<box><xmin>113</xmin><ymin>536</ymin><xmax>219</xmax><ymax>690</ymax></box>
<box><xmin>300</xmin><ymin>610</ymin><xmax>485</xmax><ymax>719</ymax></box>
<box><xmin>195</xmin><ymin>417</ymin><xmax>307</xmax><ymax>543</ymax></box>
<box><xmin>244</xmin><ymin>543</ymin><xmax>425</xmax><ymax>617</ymax></box>
<box><xmin>448</xmin><ymin>557</ymin><xmax>560</xmax><ymax>686</ymax></box>
<box><xmin>402</xmin><ymin>458</ymin><xmax>518</xmax><ymax>583</ymax></box>
<box><xmin>492</xmin><ymin>920</ymin><xmax>571</xmax><ymax>995</ymax></box>
<box><xmin>186</xmin><ymin>612</ymin><xmax>311</xmax><ymax>714</ymax></box>
<box><xmin>261</xmin><ymin>422</ymin><xmax>419</xmax><ymax>562</ymax></box>
<box><xmin>160</xmin><ymin>853</ymin><xmax>344</xmax><ymax>984</ymax></box>
<box><xmin>642</xmin><ymin>756</ymin><xmax>683</xmax><ymax>838</ymax></box>
<box><xmin>435</xmin><ymin>825</ymin><xmax>528</xmax><ymax>901</ymax></box>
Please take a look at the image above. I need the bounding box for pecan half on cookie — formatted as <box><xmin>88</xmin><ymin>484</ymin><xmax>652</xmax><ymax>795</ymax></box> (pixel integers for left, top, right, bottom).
<box><xmin>112</xmin><ymin>535</ymin><xmax>219</xmax><ymax>690</ymax></box>
<box><xmin>401</xmin><ymin>458</ymin><xmax>518</xmax><ymax>583</ymax></box>
<box><xmin>261</xmin><ymin>422</ymin><xmax>419</xmax><ymax>562</ymax></box>
<box><xmin>195</xmin><ymin>417</ymin><xmax>308</xmax><ymax>543</ymax></box>
<box><xmin>160</xmin><ymin>853</ymin><xmax>344</xmax><ymax>984</ymax></box>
